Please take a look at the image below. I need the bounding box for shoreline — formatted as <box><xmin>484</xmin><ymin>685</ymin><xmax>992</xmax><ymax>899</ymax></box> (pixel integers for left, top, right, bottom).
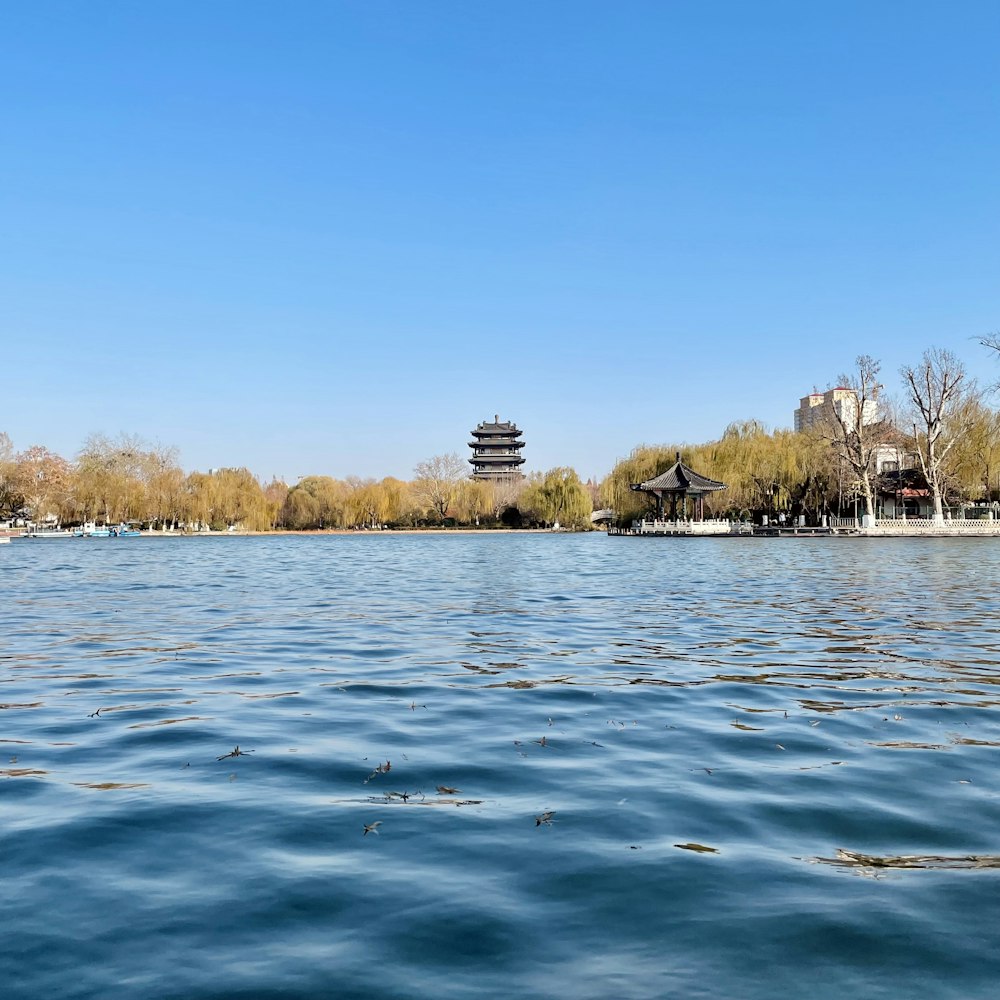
<box><xmin>141</xmin><ymin>527</ymin><xmax>576</xmax><ymax>537</ymax></box>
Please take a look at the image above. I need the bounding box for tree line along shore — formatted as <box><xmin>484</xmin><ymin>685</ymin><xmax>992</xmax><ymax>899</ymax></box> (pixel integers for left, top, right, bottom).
<box><xmin>4</xmin><ymin>344</ymin><xmax>999</xmax><ymax>533</ymax></box>
<box><xmin>0</xmin><ymin>440</ymin><xmax>596</xmax><ymax>532</ymax></box>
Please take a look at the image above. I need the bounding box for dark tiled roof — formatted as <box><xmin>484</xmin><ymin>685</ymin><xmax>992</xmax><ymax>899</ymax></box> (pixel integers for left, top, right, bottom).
<box><xmin>631</xmin><ymin>458</ymin><xmax>726</xmax><ymax>493</ymax></box>
<box><xmin>472</xmin><ymin>417</ymin><xmax>522</xmax><ymax>435</ymax></box>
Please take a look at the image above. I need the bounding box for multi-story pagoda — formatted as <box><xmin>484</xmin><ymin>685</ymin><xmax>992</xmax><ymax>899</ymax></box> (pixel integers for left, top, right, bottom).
<box><xmin>469</xmin><ymin>415</ymin><xmax>526</xmax><ymax>480</ymax></box>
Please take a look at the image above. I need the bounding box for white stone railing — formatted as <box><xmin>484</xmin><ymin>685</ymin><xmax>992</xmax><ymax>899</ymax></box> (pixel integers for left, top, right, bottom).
<box><xmin>633</xmin><ymin>519</ymin><xmax>733</xmax><ymax>535</ymax></box>
<box><xmin>867</xmin><ymin>518</ymin><xmax>1000</xmax><ymax>535</ymax></box>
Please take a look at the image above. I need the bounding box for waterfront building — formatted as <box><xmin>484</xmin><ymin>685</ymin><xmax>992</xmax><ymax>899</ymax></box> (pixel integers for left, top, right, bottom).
<box><xmin>630</xmin><ymin>453</ymin><xmax>727</xmax><ymax>521</ymax></box>
<box><xmin>468</xmin><ymin>416</ymin><xmax>526</xmax><ymax>480</ymax></box>
<box><xmin>607</xmin><ymin>454</ymin><xmax>733</xmax><ymax>535</ymax></box>
<box><xmin>794</xmin><ymin>387</ymin><xmax>878</xmax><ymax>432</ymax></box>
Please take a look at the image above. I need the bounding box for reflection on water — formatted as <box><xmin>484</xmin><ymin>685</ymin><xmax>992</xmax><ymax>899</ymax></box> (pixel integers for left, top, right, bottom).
<box><xmin>2</xmin><ymin>534</ymin><xmax>1000</xmax><ymax>999</ymax></box>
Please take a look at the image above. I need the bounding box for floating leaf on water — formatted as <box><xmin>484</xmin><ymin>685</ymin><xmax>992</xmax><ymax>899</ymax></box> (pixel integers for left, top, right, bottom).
<box><xmin>436</xmin><ymin>786</ymin><xmax>460</xmax><ymax>795</ymax></box>
<box><xmin>731</xmin><ymin>722</ymin><xmax>763</xmax><ymax>731</ymax></box>
<box><xmin>128</xmin><ymin>716</ymin><xmax>202</xmax><ymax>729</ymax></box>
<box><xmin>73</xmin><ymin>782</ymin><xmax>149</xmax><ymax>790</ymax></box>
<box><xmin>868</xmin><ymin>741</ymin><xmax>948</xmax><ymax>750</ymax></box>
<box><xmin>535</xmin><ymin>810</ymin><xmax>555</xmax><ymax>827</ymax></box>
<box><xmin>813</xmin><ymin>850</ymin><xmax>1000</xmax><ymax>871</ymax></box>
<box><xmin>461</xmin><ymin>663</ymin><xmax>500</xmax><ymax>675</ymax></box>
<box><xmin>674</xmin><ymin>842</ymin><xmax>719</xmax><ymax>854</ymax></box>
<box><xmin>364</xmin><ymin>760</ymin><xmax>392</xmax><ymax>781</ymax></box>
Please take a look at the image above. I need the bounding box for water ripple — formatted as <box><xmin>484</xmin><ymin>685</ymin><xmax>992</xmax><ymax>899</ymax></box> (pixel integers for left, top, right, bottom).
<box><xmin>2</xmin><ymin>535</ymin><xmax>1000</xmax><ymax>999</ymax></box>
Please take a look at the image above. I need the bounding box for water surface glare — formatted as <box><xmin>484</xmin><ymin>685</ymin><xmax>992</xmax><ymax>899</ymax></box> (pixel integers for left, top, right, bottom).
<box><xmin>3</xmin><ymin>534</ymin><xmax>1000</xmax><ymax>999</ymax></box>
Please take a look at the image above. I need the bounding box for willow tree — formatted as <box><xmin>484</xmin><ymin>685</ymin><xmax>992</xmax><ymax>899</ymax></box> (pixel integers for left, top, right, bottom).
<box><xmin>945</xmin><ymin>398</ymin><xmax>1000</xmax><ymax>502</ymax></box>
<box><xmin>138</xmin><ymin>445</ymin><xmax>184</xmax><ymax>528</ymax></box>
<box><xmin>262</xmin><ymin>478</ymin><xmax>289</xmax><ymax>530</ymax></box>
<box><xmin>901</xmin><ymin>348</ymin><xmax>972</xmax><ymax>520</ymax></box>
<box><xmin>347</xmin><ymin>478</ymin><xmax>392</xmax><ymax>528</ymax></box>
<box><xmin>211</xmin><ymin>468</ymin><xmax>271</xmax><ymax>530</ymax></box>
<box><xmin>282</xmin><ymin>476</ymin><xmax>349</xmax><ymax>528</ymax></box>
<box><xmin>0</xmin><ymin>432</ymin><xmax>19</xmax><ymax>519</ymax></box>
<box><xmin>599</xmin><ymin>445</ymin><xmax>682</xmax><ymax>524</ymax></box>
<box><xmin>283</xmin><ymin>485</ymin><xmax>321</xmax><ymax>529</ymax></box>
<box><xmin>521</xmin><ymin>467</ymin><xmax>592</xmax><ymax>528</ymax></box>
<box><xmin>379</xmin><ymin>477</ymin><xmax>416</xmax><ymax>526</ymax></box>
<box><xmin>451</xmin><ymin>479</ymin><xmax>492</xmax><ymax>525</ymax></box>
<box><xmin>707</xmin><ymin>420</ymin><xmax>806</xmax><ymax>517</ymax></box>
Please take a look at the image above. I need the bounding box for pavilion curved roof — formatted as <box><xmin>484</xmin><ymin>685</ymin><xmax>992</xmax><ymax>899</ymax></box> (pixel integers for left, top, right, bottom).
<box><xmin>630</xmin><ymin>455</ymin><xmax>727</xmax><ymax>494</ymax></box>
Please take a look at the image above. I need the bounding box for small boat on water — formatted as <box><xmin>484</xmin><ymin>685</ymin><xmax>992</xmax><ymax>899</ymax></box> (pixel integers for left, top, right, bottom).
<box><xmin>73</xmin><ymin>522</ymin><xmax>112</xmax><ymax>538</ymax></box>
<box><xmin>110</xmin><ymin>524</ymin><xmax>141</xmax><ymax>537</ymax></box>
<box><xmin>24</xmin><ymin>527</ymin><xmax>74</xmax><ymax>538</ymax></box>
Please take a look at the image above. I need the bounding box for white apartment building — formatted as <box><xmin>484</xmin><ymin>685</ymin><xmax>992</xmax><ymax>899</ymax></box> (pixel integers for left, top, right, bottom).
<box><xmin>794</xmin><ymin>387</ymin><xmax>878</xmax><ymax>432</ymax></box>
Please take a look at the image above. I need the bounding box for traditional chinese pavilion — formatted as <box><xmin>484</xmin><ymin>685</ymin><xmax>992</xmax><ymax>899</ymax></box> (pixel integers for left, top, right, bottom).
<box><xmin>630</xmin><ymin>453</ymin><xmax>727</xmax><ymax>521</ymax></box>
<box><xmin>469</xmin><ymin>416</ymin><xmax>525</xmax><ymax>480</ymax></box>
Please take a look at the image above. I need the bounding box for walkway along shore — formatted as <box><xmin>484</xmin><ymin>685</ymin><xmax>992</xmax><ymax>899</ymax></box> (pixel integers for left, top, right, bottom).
<box><xmin>608</xmin><ymin>516</ymin><xmax>1000</xmax><ymax>538</ymax></box>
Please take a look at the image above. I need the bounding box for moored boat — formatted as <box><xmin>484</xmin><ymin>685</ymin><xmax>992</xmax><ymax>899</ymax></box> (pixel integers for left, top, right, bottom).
<box><xmin>110</xmin><ymin>524</ymin><xmax>142</xmax><ymax>537</ymax></box>
<box><xmin>73</xmin><ymin>522</ymin><xmax>112</xmax><ymax>538</ymax></box>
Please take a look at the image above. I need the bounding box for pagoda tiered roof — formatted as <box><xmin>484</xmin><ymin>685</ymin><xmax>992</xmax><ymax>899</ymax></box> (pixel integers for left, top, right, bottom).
<box><xmin>631</xmin><ymin>454</ymin><xmax>726</xmax><ymax>495</ymax></box>
<box><xmin>471</xmin><ymin>453</ymin><xmax>526</xmax><ymax>464</ymax></box>
<box><xmin>469</xmin><ymin>415</ymin><xmax>526</xmax><ymax>480</ymax></box>
<box><xmin>472</xmin><ymin>419</ymin><xmax>523</xmax><ymax>438</ymax></box>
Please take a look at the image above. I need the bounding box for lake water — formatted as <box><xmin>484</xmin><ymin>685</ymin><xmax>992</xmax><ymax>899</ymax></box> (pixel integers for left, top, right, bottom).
<box><xmin>3</xmin><ymin>533</ymin><xmax>1000</xmax><ymax>999</ymax></box>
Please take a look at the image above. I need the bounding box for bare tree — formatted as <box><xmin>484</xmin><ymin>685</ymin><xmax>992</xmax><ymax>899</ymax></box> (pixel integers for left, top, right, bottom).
<box><xmin>412</xmin><ymin>453</ymin><xmax>466</xmax><ymax>520</ymax></box>
<box><xmin>900</xmin><ymin>348</ymin><xmax>972</xmax><ymax>520</ymax></box>
<box><xmin>981</xmin><ymin>332</ymin><xmax>1000</xmax><ymax>391</ymax></box>
<box><xmin>820</xmin><ymin>355</ymin><xmax>883</xmax><ymax>519</ymax></box>
<box><xmin>13</xmin><ymin>446</ymin><xmax>71</xmax><ymax>523</ymax></box>
<box><xmin>486</xmin><ymin>474</ymin><xmax>523</xmax><ymax>520</ymax></box>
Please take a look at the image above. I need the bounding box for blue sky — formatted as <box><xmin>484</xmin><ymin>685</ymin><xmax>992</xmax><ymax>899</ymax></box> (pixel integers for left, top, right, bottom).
<box><xmin>3</xmin><ymin>1</ymin><xmax>998</xmax><ymax>482</ymax></box>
